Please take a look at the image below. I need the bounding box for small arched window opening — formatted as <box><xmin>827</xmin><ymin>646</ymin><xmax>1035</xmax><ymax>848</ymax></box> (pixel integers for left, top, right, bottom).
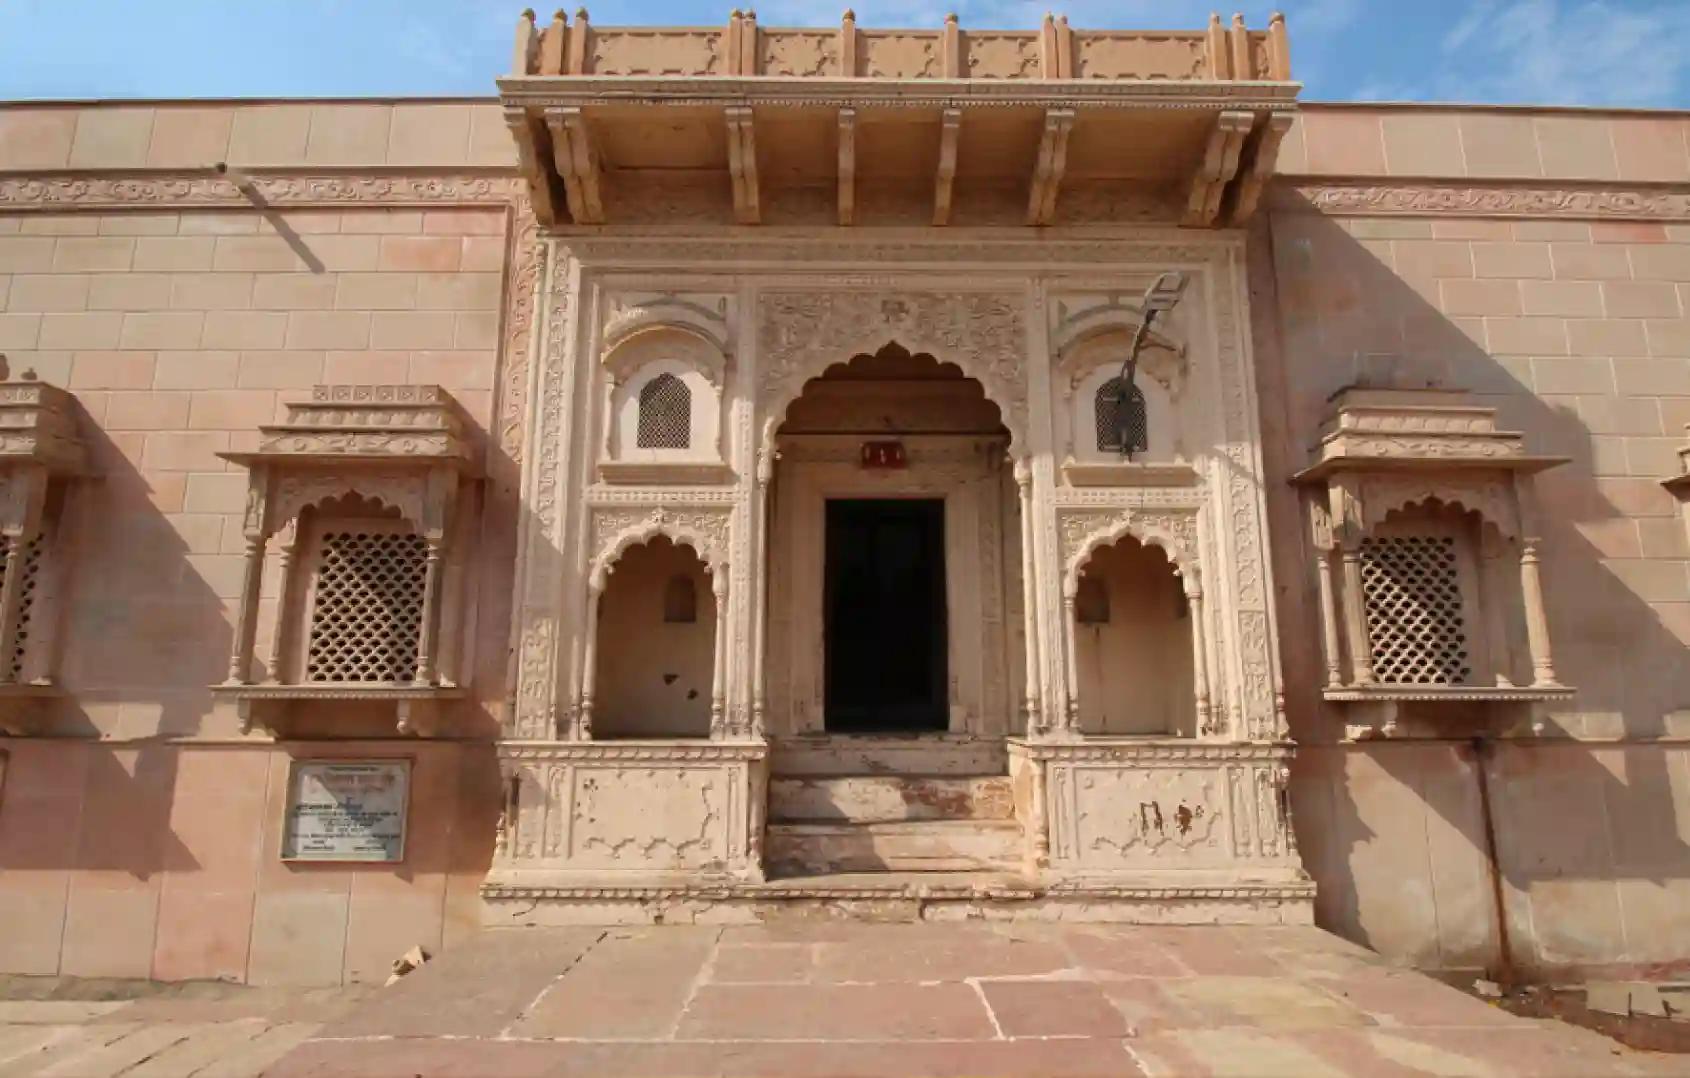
<box><xmin>663</xmin><ymin>573</ymin><xmax>698</xmax><ymax>623</ymax></box>
<box><xmin>1095</xmin><ymin>376</ymin><xmax>1148</xmax><ymax>456</ymax></box>
<box><xmin>637</xmin><ymin>373</ymin><xmax>691</xmax><ymax>449</ymax></box>
<box><xmin>1075</xmin><ymin>572</ymin><xmax>1110</xmax><ymax>625</ymax></box>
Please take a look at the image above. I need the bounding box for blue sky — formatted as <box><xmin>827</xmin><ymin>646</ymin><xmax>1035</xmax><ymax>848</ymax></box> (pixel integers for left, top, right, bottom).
<box><xmin>1</xmin><ymin>0</ymin><xmax>1687</xmax><ymax>108</ymax></box>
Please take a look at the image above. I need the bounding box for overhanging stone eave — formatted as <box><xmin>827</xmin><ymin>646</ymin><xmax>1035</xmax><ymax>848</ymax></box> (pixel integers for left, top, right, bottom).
<box><xmin>498</xmin><ymin>75</ymin><xmax>1301</xmax><ymax>110</ymax></box>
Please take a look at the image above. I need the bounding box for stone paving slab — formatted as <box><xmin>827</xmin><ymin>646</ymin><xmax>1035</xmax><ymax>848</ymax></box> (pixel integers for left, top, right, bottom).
<box><xmin>258</xmin><ymin>923</ymin><xmax>1685</xmax><ymax>1078</ymax></box>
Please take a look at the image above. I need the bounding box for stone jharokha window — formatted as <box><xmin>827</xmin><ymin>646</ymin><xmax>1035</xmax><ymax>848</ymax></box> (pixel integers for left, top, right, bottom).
<box><xmin>598</xmin><ymin>307</ymin><xmax>732</xmax><ymax>483</ymax></box>
<box><xmin>212</xmin><ymin>385</ymin><xmax>479</xmax><ymax>737</ymax></box>
<box><xmin>1295</xmin><ymin>388</ymin><xmax>1574</xmax><ymax>738</ymax></box>
<box><xmin>1093</xmin><ymin>377</ymin><xmax>1148</xmax><ymax>455</ymax></box>
<box><xmin>0</xmin><ymin>382</ymin><xmax>88</xmax><ymax>735</ymax></box>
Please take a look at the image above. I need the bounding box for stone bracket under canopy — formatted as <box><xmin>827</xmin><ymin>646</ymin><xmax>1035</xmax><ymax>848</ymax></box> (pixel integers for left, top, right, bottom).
<box><xmin>498</xmin><ymin>9</ymin><xmax>1300</xmax><ymax>229</ymax></box>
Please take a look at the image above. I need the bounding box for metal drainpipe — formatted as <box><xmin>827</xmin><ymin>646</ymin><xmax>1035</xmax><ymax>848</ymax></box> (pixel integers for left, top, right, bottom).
<box><xmin>1471</xmin><ymin>735</ymin><xmax>1516</xmax><ymax>988</ymax></box>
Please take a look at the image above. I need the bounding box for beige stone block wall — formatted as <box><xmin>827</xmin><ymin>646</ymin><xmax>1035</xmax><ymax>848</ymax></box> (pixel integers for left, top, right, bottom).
<box><xmin>1266</xmin><ymin>104</ymin><xmax>1690</xmax><ymax>976</ymax></box>
<box><xmin>0</xmin><ymin>99</ymin><xmax>522</xmax><ymax>983</ymax></box>
<box><xmin>0</xmin><ymin>206</ymin><xmax>509</xmax><ymax>739</ymax></box>
<box><xmin>0</xmin><ymin>101</ymin><xmax>516</xmax><ymax>171</ymax></box>
<box><xmin>0</xmin><ymin>737</ymin><xmax>498</xmax><ymax>984</ymax></box>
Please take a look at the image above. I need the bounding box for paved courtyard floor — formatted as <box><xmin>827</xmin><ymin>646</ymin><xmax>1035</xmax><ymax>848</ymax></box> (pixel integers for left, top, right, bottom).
<box><xmin>0</xmin><ymin>924</ymin><xmax>1677</xmax><ymax>1077</ymax></box>
<box><xmin>251</xmin><ymin>922</ymin><xmax>1679</xmax><ymax>1078</ymax></box>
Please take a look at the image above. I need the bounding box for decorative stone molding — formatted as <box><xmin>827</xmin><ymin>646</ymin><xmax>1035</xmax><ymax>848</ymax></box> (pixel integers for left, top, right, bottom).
<box><xmin>0</xmin><ymin>173</ymin><xmax>520</xmax><ymax>212</ymax></box>
<box><xmin>488</xmin><ymin>739</ymin><xmax>768</xmax><ymax>888</ymax></box>
<box><xmin>1293</xmin><ymin>388</ymin><xmax>1574</xmax><ymax>738</ymax></box>
<box><xmin>1007</xmin><ymin>738</ymin><xmax>1306</xmax><ymax>893</ymax></box>
<box><xmin>0</xmin><ymin>383</ymin><xmax>90</xmax><ymax>734</ymax></box>
<box><xmin>757</xmin><ymin>290</ymin><xmax>1029</xmax><ymax>452</ymax></box>
<box><xmin>213</xmin><ymin>385</ymin><xmax>480</xmax><ymax>737</ymax></box>
<box><xmin>1277</xmin><ymin>181</ymin><xmax>1690</xmax><ymax>222</ymax></box>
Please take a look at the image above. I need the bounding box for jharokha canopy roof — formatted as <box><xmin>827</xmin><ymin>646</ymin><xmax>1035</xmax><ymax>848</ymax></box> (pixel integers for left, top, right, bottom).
<box><xmin>499</xmin><ymin>9</ymin><xmax>1299</xmax><ymax>228</ymax></box>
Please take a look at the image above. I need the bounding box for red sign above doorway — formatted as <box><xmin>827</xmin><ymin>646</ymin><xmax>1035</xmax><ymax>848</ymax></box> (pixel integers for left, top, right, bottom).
<box><xmin>860</xmin><ymin>441</ymin><xmax>907</xmax><ymax>469</ymax></box>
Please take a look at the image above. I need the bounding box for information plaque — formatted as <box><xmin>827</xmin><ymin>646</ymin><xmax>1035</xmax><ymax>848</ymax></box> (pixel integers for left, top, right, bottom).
<box><xmin>281</xmin><ymin>760</ymin><xmax>410</xmax><ymax>862</ymax></box>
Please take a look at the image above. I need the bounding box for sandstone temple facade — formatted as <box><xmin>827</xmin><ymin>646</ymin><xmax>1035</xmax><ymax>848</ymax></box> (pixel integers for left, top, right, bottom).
<box><xmin>0</xmin><ymin>11</ymin><xmax>1687</xmax><ymax>985</ymax></box>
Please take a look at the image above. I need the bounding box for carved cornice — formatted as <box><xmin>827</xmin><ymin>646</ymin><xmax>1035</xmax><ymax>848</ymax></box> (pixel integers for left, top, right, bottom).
<box><xmin>480</xmin><ymin>878</ymin><xmax>1314</xmax><ymax>901</ymax></box>
<box><xmin>1277</xmin><ymin>179</ymin><xmax>1690</xmax><ymax>221</ymax></box>
<box><xmin>1006</xmin><ymin>738</ymin><xmax>1293</xmax><ymax>763</ymax></box>
<box><xmin>497</xmin><ymin>740</ymin><xmax>768</xmax><ymax>762</ymax></box>
<box><xmin>0</xmin><ymin>172</ymin><xmax>520</xmax><ymax>212</ymax></box>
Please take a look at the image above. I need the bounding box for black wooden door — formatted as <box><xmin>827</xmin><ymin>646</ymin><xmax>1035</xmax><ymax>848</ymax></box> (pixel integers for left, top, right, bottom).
<box><xmin>824</xmin><ymin>498</ymin><xmax>948</xmax><ymax>732</ymax></box>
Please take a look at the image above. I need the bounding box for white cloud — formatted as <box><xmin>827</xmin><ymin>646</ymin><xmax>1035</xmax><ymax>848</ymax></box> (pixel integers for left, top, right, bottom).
<box><xmin>1393</xmin><ymin>0</ymin><xmax>1690</xmax><ymax>107</ymax></box>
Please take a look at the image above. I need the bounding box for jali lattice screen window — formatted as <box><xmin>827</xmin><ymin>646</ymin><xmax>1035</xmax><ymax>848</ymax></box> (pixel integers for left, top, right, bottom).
<box><xmin>1095</xmin><ymin>377</ymin><xmax>1148</xmax><ymax>455</ymax></box>
<box><xmin>637</xmin><ymin>373</ymin><xmax>692</xmax><ymax>449</ymax></box>
<box><xmin>304</xmin><ymin>522</ymin><xmax>429</xmax><ymax>683</ymax></box>
<box><xmin>1359</xmin><ymin>534</ymin><xmax>1472</xmax><ymax>686</ymax></box>
<box><xmin>0</xmin><ymin>533</ymin><xmax>47</xmax><ymax>681</ymax></box>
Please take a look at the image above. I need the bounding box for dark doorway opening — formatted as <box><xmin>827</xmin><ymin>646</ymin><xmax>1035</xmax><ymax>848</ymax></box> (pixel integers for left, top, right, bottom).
<box><xmin>824</xmin><ymin>498</ymin><xmax>948</xmax><ymax>732</ymax></box>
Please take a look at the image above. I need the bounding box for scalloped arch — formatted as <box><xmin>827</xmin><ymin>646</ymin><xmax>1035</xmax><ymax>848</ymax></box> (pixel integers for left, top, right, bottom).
<box><xmin>269</xmin><ymin>475</ymin><xmax>425</xmax><ymax>538</ymax></box>
<box><xmin>1366</xmin><ymin>484</ymin><xmax>1517</xmax><ymax>540</ymax></box>
<box><xmin>590</xmin><ymin>520</ymin><xmax>728</xmax><ymax>590</ymax></box>
<box><xmin>1065</xmin><ymin>512</ymin><xmax>1199</xmax><ymax>593</ymax></box>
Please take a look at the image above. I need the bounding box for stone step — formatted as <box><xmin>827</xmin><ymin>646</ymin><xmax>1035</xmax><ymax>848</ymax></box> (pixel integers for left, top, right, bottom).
<box><xmin>770</xmin><ymin>775</ymin><xmax>1013</xmax><ymax>824</ymax></box>
<box><xmin>771</xmin><ymin>736</ymin><xmax>1007</xmax><ymax>777</ymax></box>
<box><xmin>766</xmin><ymin>820</ymin><xmax>1024</xmax><ymax>875</ymax></box>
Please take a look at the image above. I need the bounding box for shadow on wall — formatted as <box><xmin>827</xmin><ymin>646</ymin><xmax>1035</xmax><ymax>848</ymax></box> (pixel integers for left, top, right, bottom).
<box><xmin>1257</xmin><ymin>202</ymin><xmax>1690</xmax><ymax>979</ymax></box>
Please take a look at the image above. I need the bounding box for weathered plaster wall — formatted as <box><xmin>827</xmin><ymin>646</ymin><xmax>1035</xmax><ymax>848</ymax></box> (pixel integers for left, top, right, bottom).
<box><xmin>0</xmin><ymin>99</ymin><xmax>520</xmax><ymax>983</ymax></box>
<box><xmin>1264</xmin><ymin>105</ymin><xmax>1690</xmax><ymax>976</ymax></box>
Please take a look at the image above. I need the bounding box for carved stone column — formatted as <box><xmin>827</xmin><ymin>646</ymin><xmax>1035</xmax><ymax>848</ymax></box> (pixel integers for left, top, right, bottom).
<box><xmin>1313</xmin><ymin>546</ymin><xmax>1343</xmax><ymax>690</ymax></box>
<box><xmin>1518</xmin><ymin>537</ymin><xmax>1561</xmax><ymax>688</ymax></box>
<box><xmin>1013</xmin><ymin>458</ymin><xmax>1043</xmax><ymax>736</ymax></box>
<box><xmin>1338</xmin><ymin>541</ymin><xmax>1375</xmax><ymax>686</ymax></box>
<box><xmin>1184</xmin><ymin>574</ymin><xmax>1213</xmax><ymax>737</ymax></box>
<box><xmin>1477</xmin><ymin>529</ymin><xmax>1515</xmax><ymax>687</ymax></box>
<box><xmin>750</xmin><ymin>448</ymin><xmax>773</xmax><ymax>738</ymax></box>
<box><xmin>710</xmin><ymin>569</ymin><xmax>729</xmax><ymax>738</ymax></box>
<box><xmin>266</xmin><ymin>525</ymin><xmax>301</xmax><ymax>679</ymax></box>
<box><xmin>227</xmin><ymin>534</ymin><xmax>267</xmax><ymax>685</ymax></box>
<box><xmin>578</xmin><ymin>580</ymin><xmax>604</xmax><ymax>739</ymax></box>
<box><xmin>1060</xmin><ymin>580</ymin><xmax>1080</xmax><ymax>733</ymax></box>
<box><xmin>415</xmin><ymin>536</ymin><xmax>448</xmax><ymax>684</ymax></box>
<box><xmin>0</xmin><ymin>532</ymin><xmax>29</xmax><ymax>687</ymax></box>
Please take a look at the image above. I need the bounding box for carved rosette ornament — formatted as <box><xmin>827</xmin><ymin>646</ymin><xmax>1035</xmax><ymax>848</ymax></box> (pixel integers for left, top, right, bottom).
<box><xmin>1293</xmin><ymin>387</ymin><xmax>1574</xmax><ymax>734</ymax></box>
<box><xmin>213</xmin><ymin>385</ymin><xmax>480</xmax><ymax>738</ymax></box>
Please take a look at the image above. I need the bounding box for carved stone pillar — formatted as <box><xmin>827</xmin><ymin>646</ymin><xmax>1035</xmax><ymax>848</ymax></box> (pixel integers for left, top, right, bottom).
<box><xmin>750</xmin><ymin>449</ymin><xmax>773</xmax><ymax>738</ymax></box>
<box><xmin>578</xmin><ymin>581</ymin><xmax>604</xmax><ymax>739</ymax></box>
<box><xmin>710</xmin><ymin>569</ymin><xmax>729</xmax><ymax>738</ymax></box>
<box><xmin>1060</xmin><ymin>580</ymin><xmax>1080</xmax><ymax>734</ymax></box>
<box><xmin>1013</xmin><ymin>458</ymin><xmax>1043</xmax><ymax>735</ymax></box>
<box><xmin>227</xmin><ymin>534</ymin><xmax>267</xmax><ymax>685</ymax></box>
<box><xmin>1477</xmin><ymin>529</ymin><xmax>1514</xmax><ymax>687</ymax></box>
<box><xmin>1338</xmin><ymin>542</ymin><xmax>1375</xmax><ymax>685</ymax></box>
<box><xmin>0</xmin><ymin>533</ymin><xmax>29</xmax><ymax>687</ymax></box>
<box><xmin>415</xmin><ymin>536</ymin><xmax>447</xmax><ymax>684</ymax></box>
<box><xmin>1518</xmin><ymin>537</ymin><xmax>1561</xmax><ymax>688</ymax></box>
<box><xmin>267</xmin><ymin>526</ymin><xmax>301</xmax><ymax>678</ymax></box>
<box><xmin>1313</xmin><ymin>546</ymin><xmax>1343</xmax><ymax>690</ymax></box>
<box><xmin>1184</xmin><ymin>575</ymin><xmax>1213</xmax><ymax>737</ymax></box>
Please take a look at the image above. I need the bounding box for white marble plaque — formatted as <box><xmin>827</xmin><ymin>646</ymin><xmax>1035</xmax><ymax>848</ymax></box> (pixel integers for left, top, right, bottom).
<box><xmin>282</xmin><ymin>760</ymin><xmax>410</xmax><ymax>862</ymax></box>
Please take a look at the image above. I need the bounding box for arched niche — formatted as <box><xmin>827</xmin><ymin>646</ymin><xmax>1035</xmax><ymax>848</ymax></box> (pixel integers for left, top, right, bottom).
<box><xmin>591</xmin><ymin>536</ymin><xmax>718</xmax><ymax>739</ymax></box>
<box><xmin>601</xmin><ymin>323</ymin><xmax>730</xmax><ymax>477</ymax></box>
<box><xmin>1055</xmin><ymin>320</ymin><xmax>1189</xmax><ymax>464</ymax></box>
<box><xmin>1070</xmin><ymin>536</ymin><xmax>1196</xmax><ymax>737</ymax></box>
